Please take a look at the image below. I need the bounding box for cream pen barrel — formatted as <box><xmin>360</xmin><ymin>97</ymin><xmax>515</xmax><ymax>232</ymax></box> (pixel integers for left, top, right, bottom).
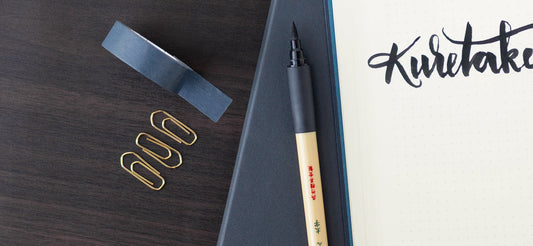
<box><xmin>287</xmin><ymin>22</ymin><xmax>328</xmax><ymax>246</ymax></box>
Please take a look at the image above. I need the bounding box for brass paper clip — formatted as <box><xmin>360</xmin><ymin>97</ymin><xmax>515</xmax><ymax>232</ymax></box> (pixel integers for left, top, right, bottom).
<box><xmin>120</xmin><ymin>152</ymin><xmax>165</xmax><ymax>190</ymax></box>
<box><xmin>136</xmin><ymin>133</ymin><xmax>183</xmax><ymax>169</ymax></box>
<box><xmin>150</xmin><ymin>110</ymin><xmax>197</xmax><ymax>145</ymax></box>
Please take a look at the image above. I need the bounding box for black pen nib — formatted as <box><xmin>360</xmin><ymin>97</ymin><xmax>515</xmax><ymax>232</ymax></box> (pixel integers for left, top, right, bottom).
<box><xmin>291</xmin><ymin>21</ymin><xmax>299</xmax><ymax>40</ymax></box>
<box><xmin>289</xmin><ymin>21</ymin><xmax>305</xmax><ymax>67</ymax></box>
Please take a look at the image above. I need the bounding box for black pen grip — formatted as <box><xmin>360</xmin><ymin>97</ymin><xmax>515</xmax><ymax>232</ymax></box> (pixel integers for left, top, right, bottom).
<box><xmin>287</xmin><ymin>64</ymin><xmax>316</xmax><ymax>133</ymax></box>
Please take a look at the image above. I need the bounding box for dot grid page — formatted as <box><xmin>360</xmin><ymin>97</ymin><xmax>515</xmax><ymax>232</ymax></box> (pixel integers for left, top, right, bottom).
<box><xmin>332</xmin><ymin>0</ymin><xmax>533</xmax><ymax>245</ymax></box>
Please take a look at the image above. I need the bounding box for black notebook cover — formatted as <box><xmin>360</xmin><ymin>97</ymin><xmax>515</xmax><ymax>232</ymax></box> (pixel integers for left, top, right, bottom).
<box><xmin>217</xmin><ymin>0</ymin><xmax>350</xmax><ymax>245</ymax></box>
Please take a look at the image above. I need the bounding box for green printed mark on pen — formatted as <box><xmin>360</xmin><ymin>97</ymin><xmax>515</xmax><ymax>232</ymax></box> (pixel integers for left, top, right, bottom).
<box><xmin>314</xmin><ymin>219</ymin><xmax>321</xmax><ymax>234</ymax></box>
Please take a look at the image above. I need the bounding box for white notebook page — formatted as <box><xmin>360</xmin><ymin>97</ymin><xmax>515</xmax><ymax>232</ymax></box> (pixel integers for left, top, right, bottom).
<box><xmin>331</xmin><ymin>0</ymin><xmax>533</xmax><ymax>245</ymax></box>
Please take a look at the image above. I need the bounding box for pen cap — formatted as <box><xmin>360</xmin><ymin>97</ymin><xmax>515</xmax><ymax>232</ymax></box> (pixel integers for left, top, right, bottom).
<box><xmin>287</xmin><ymin>64</ymin><xmax>316</xmax><ymax>133</ymax></box>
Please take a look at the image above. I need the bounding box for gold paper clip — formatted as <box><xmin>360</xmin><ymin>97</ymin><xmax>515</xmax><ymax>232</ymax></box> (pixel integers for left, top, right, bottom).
<box><xmin>136</xmin><ymin>132</ymin><xmax>183</xmax><ymax>169</ymax></box>
<box><xmin>150</xmin><ymin>110</ymin><xmax>197</xmax><ymax>145</ymax></box>
<box><xmin>120</xmin><ymin>152</ymin><xmax>165</xmax><ymax>191</ymax></box>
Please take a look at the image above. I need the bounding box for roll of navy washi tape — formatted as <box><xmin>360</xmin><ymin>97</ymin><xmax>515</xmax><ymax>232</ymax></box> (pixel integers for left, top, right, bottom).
<box><xmin>102</xmin><ymin>21</ymin><xmax>232</xmax><ymax>122</ymax></box>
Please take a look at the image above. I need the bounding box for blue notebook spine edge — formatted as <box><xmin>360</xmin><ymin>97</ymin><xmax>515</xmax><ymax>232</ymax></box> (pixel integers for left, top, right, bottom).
<box><xmin>324</xmin><ymin>0</ymin><xmax>353</xmax><ymax>245</ymax></box>
<box><xmin>216</xmin><ymin>0</ymin><xmax>278</xmax><ymax>245</ymax></box>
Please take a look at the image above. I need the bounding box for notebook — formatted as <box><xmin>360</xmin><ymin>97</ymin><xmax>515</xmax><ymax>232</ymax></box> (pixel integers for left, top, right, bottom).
<box><xmin>329</xmin><ymin>0</ymin><xmax>533</xmax><ymax>245</ymax></box>
<box><xmin>217</xmin><ymin>0</ymin><xmax>351</xmax><ymax>245</ymax></box>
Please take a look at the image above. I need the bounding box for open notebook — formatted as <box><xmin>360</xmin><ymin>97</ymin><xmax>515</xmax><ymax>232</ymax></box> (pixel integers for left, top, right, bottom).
<box><xmin>329</xmin><ymin>0</ymin><xmax>533</xmax><ymax>245</ymax></box>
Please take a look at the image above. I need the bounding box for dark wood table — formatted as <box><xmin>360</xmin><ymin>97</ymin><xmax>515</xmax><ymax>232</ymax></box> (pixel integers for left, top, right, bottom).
<box><xmin>0</xmin><ymin>1</ymin><xmax>270</xmax><ymax>245</ymax></box>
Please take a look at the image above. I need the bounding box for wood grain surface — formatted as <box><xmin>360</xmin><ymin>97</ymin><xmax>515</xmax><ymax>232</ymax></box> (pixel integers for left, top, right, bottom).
<box><xmin>0</xmin><ymin>0</ymin><xmax>270</xmax><ymax>245</ymax></box>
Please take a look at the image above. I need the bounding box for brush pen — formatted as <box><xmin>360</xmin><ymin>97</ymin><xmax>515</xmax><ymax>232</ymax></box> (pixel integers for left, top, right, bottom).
<box><xmin>287</xmin><ymin>22</ymin><xmax>328</xmax><ymax>246</ymax></box>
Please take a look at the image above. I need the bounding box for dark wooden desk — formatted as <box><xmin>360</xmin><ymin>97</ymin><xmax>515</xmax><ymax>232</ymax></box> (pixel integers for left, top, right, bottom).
<box><xmin>0</xmin><ymin>1</ymin><xmax>270</xmax><ymax>245</ymax></box>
